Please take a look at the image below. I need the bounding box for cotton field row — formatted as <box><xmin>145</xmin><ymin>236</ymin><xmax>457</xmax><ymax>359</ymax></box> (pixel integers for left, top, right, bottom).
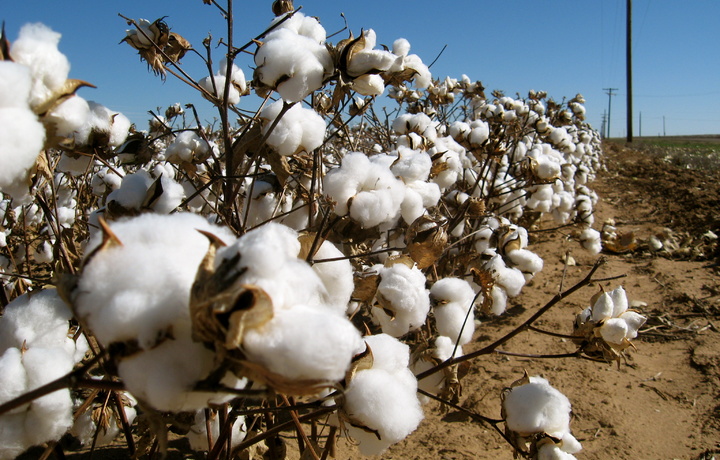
<box><xmin>0</xmin><ymin>2</ymin><xmax>644</xmax><ymax>459</ymax></box>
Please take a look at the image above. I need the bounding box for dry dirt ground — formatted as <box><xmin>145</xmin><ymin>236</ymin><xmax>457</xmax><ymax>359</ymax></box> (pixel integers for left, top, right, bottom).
<box><xmin>367</xmin><ymin>141</ymin><xmax>720</xmax><ymax>460</ymax></box>
<box><xmin>34</xmin><ymin>141</ymin><xmax>720</xmax><ymax>460</ymax></box>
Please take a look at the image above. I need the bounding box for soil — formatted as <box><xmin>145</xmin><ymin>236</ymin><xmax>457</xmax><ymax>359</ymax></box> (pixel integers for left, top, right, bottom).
<box><xmin>28</xmin><ymin>141</ymin><xmax>720</xmax><ymax>460</ymax></box>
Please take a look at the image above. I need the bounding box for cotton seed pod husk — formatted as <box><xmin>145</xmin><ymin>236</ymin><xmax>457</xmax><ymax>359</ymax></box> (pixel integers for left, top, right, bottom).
<box><xmin>237</xmin><ymin>359</ymin><xmax>334</xmax><ymax>396</ymax></box>
<box><xmin>405</xmin><ymin>215</ymin><xmax>447</xmax><ymax>269</ymax></box>
<box><xmin>345</xmin><ymin>342</ymin><xmax>375</xmax><ymax>383</ymax></box>
<box><xmin>470</xmin><ymin>267</ymin><xmax>495</xmax><ymax>315</ymax></box>
<box><xmin>352</xmin><ymin>271</ymin><xmax>380</xmax><ymax>303</ymax></box>
<box><xmin>190</xmin><ymin>231</ymin><xmax>274</xmax><ymax>349</ymax></box>
<box><xmin>602</xmin><ymin>229</ymin><xmax>638</xmax><ymax>254</ymax></box>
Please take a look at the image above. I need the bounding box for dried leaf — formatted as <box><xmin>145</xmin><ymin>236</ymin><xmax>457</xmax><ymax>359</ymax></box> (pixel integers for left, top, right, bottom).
<box><xmin>352</xmin><ymin>271</ymin><xmax>380</xmax><ymax>303</ymax></box>
<box><xmin>406</xmin><ymin>215</ymin><xmax>447</xmax><ymax>269</ymax></box>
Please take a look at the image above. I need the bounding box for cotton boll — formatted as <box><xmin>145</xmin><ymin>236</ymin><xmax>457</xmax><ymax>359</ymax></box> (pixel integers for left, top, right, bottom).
<box><xmin>117</xmin><ymin>333</ymin><xmax>219</xmax><ymax>411</ymax></box>
<box><xmin>106</xmin><ymin>170</ymin><xmax>152</xmax><ymax>210</ymax></box>
<box><xmin>254</xmin><ymin>27</ymin><xmax>332</xmax><ymax>102</ymax></box>
<box><xmin>507</xmin><ymin>249</ymin><xmax>544</xmax><ymax>280</ymax></box>
<box><xmin>343</xmin><ymin>368</ymin><xmax>423</xmax><ymax>455</ymax></box>
<box><xmin>242</xmin><ymin>305</ymin><xmax>363</xmax><ymax>384</ymax></box>
<box><xmin>199</xmin><ymin>74</ymin><xmax>240</xmax><ymax>105</ymax></box>
<box><xmin>165</xmin><ymin>130</ymin><xmax>212</xmax><ymax>163</ymax></box>
<box><xmin>10</xmin><ymin>23</ymin><xmax>70</xmax><ymax>110</ymax></box>
<box><xmin>363</xmin><ymin>334</ymin><xmax>410</xmax><ymax>373</ymax></box>
<box><xmin>75</xmin><ymin>213</ymin><xmax>235</xmax><ymax>349</ymax></box>
<box><xmin>0</xmin><ymin>289</ymin><xmax>87</xmax><ymax>361</ymax></box>
<box><xmin>310</xmin><ymin>240</ymin><xmax>354</xmax><ymax>312</ymax></box>
<box><xmin>188</xmin><ymin>409</ymin><xmax>246</xmax><ymax>452</ymax></box>
<box><xmin>433</xmin><ymin>302</ymin><xmax>474</xmax><ymax>345</ymax></box>
<box><xmin>373</xmin><ymin>263</ymin><xmax>430</xmax><ymax>337</ymax></box>
<box><xmin>0</xmin><ymin>62</ymin><xmax>33</xmax><ymax>108</ymax></box>
<box><xmin>599</xmin><ymin>318</ymin><xmax>628</xmax><ymax>345</ymax></box>
<box><xmin>350</xmin><ymin>73</ymin><xmax>385</xmax><ymax>96</ymax></box>
<box><xmin>579</xmin><ymin>228</ymin><xmax>602</xmax><ymax>254</ymax></box>
<box><xmin>0</xmin><ymin>348</ymin><xmax>28</xmax><ymax>412</ymax></box>
<box><xmin>609</xmin><ymin>286</ymin><xmax>628</xmax><ymax>317</ymax></box>
<box><xmin>490</xmin><ymin>285</ymin><xmax>508</xmax><ymax>315</ymax></box>
<box><xmin>392</xmin><ymin>38</ymin><xmax>411</xmax><ymax>57</ymax></box>
<box><xmin>537</xmin><ymin>443</ymin><xmax>578</xmax><ymax>460</ymax></box>
<box><xmin>260</xmin><ymin>100</ymin><xmax>326</xmax><ymax>156</ymax></box>
<box><xmin>218</xmin><ymin>57</ymin><xmax>247</xmax><ymax>93</ymax></box>
<box><xmin>591</xmin><ymin>292</ymin><xmax>614</xmax><ymax>322</ymax></box>
<box><xmin>503</xmin><ymin>376</ymin><xmax>572</xmax><ymax>439</ymax></box>
<box><xmin>45</xmin><ymin>95</ymin><xmax>91</xmax><ymax>139</ymax></box>
<box><xmin>619</xmin><ymin>311</ymin><xmax>646</xmax><ymax>340</ymax></box>
<box><xmin>74</xmin><ymin>102</ymin><xmax>131</xmax><ymax>147</ymax></box>
<box><xmin>0</xmin><ymin>107</ymin><xmax>46</xmax><ymax>203</ymax></box>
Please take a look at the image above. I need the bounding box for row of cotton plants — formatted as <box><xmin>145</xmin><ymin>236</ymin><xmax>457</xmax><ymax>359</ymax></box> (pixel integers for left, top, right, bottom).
<box><xmin>0</xmin><ymin>1</ymin><xmax>647</xmax><ymax>459</ymax></box>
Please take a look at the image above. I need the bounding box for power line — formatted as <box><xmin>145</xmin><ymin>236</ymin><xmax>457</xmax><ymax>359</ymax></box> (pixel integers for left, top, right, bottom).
<box><xmin>603</xmin><ymin>88</ymin><xmax>618</xmax><ymax>138</ymax></box>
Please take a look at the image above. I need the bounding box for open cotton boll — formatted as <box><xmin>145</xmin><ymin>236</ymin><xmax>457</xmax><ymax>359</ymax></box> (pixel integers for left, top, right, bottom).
<box><xmin>503</xmin><ymin>376</ymin><xmax>573</xmax><ymax>439</ymax></box>
<box><xmin>537</xmin><ymin>443</ymin><xmax>578</xmax><ymax>460</ymax></box>
<box><xmin>609</xmin><ymin>286</ymin><xmax>628</xmax><ymax>317</ymax></box>
<box><xmin>599</xmin><ymin>318</ymin><xmax>628</xmax><ymax>345</ymax></box>
<box><xmin>373</xmin><ymin>263</ymin><xmax>430</xmax><ymax>337</ymax></box>
<box><xmin>254</xmin><ymin>27</ymin><xmax>332</xmax><ymax>103</ymax></box>
<box><xmin>118</xmin><ymin>332</ymin><xmax>224</xmax><ymax>411</ymax></box>
<box><xmin>45</xmin><ymin>95</ymin><xmax>91</xmax><ymax>139</ymax></box>
<box><xmin>242</xmin><ymin>304</ymin><xmax>363</xmax><ymax>384</ymax></box>
<box><xmin>310</xmin><ymin>240</ymin><xmax>354</xmax><ymax>312</ymax></box>
<box><xmin>199</xmin><ymin>74</ymin><xmax>240</xmax><ymax>105</ymax></box>
<box><xmin>362</xmin><ymin>333</ymin><xmax>410</xmax><ymax>373</ymax></box>
<box><xmin>0</xmin><ymin>107</ymin><xmax>46</xmax><ymax>204</ymax></box>
<box><xmin>0</xmin><ymin>62</ymin><xmax>33</xmax><ymax>108</ymax></box>
<box><xmin>10</xmin><ymin>23</ymin><xmax>70</xmax><ymax>110</ymax></box>
<box><xmin>343</xmin><ymin>367</ymin><xmax>423</xmax><ymax>456</ymax></box>
<box><xmin>431</xmin><ymin>277</ymin><xmax>476</xmax><ymax>307</ymax></box>
<box><xmin>260</xmin><ymin>100</ymin><xmax>326</xmax><ymax>156</ymax></box>
<box><xmin>74</xmin><ymin>101</ymin><xmax>131</xmax><ymax>147</ymax></box>
<box><xmin>591</xmin><ymin>292</ymin><xmax>614</xmax><ymax>322</ymax></box>
<box><xmin>579</xmin><ymin>227</ymin><xmax>602</xmax><ymax>254</ymax></box>
<box><xmin>0</xmin><ymin>289</ymin><xmax>88</xmax><ymax>362</ymax></box>
<box><xmin>433</xmin><ymin>302</ymin><xmax>474</xmax><ymax>345</ymax></box>
<box><xmin>324</xmin><ymin>152</ymin><xmax>406</xmax><ymax>228</ymax></box>
<box><xmin>75</xmin><ymin>213</ymin><xmax>235</xmax><ymax>349</ymax></box>
<box><xmin>218</xmin><ymin>57</ymin><xmax>247</xmax><ymax>93</ymax></box>
<box><xmin>507</xmin><ymin>249</ymin><xmax>544</xmax><ymax>281</ymax></box>
<box><xmin>165</xmin><ymin>130</ymin><xmax>213</xmax><ymax>163</ymax></box>
<box><xmin>188</xmin><ymin>409</ymin><xmax>246</xmax><ymax>452</ymax></box>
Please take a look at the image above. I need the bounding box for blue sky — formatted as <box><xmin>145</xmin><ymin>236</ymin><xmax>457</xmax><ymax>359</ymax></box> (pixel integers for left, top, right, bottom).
<box><xmin>4</xmin><ymin>1</ymin><xmax>719</xmax><ymax>137</ymax></box>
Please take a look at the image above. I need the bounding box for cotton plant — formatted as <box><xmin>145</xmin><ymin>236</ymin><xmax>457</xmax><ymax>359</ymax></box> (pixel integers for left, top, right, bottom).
<box><xmin>70</xmin><ymin>391</ymin><xmax>137</xmax><ymax>448</ymax></box>
<box><xmin>0</xmin><ymin>289</ymin><xmax>89</xmax><ymax>460</ymax></box>
<box><xmin>502</xmin><ymin>374</ymin><xmax>582</xmax><ymax>459</ymax></box>
<box><xmin>573</xmin><ymin>286</ymin><xmax>647</xmax><ymax>362</ymax></box>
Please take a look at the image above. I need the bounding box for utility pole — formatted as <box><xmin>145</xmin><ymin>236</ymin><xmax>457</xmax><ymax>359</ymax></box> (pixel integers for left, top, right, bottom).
<box><xmin>600</xmin><ymin>111</ymin><xmax>607</xmax><ymax>139</ymax></box>
<box><xmin>604</xmin><ymin>88</ymin><xmax>618</xmax><ymax>139</ymax></box>
<box><xmin>626</xmin><ymin>0</ymin><xmax>633</xmax><ymax>143</ymax></box>
<box><xmin>639</xmin><ymin>111</ymin><xmax>642</xmax><ymax>137</ymax></box>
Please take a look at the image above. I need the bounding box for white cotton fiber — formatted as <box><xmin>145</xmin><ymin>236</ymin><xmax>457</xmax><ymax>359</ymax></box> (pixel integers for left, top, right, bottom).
<box><xmin>0</xmin><ymin>107</ymin><xmax>46</xmax><ymax>203</ymax></box>
<box><xmin>75</xmin><ymin>212</ymin><xmax>235</xmax><ymax>349</ymax></box>
<box><xmin>503</xmin><ymin>376</ymin><xmax>573</xmax><ymax>439</ymax></box>
<box><xmin>343</xmin><ymin>367</ymin><xmax>423</xmax><ymax>455</ymax></box>
<box><xmin>579</xmin><ymin>227</ymin><xmax>602</xmax><ymax>254</ymax></box>
<box><xmin>609</xmin><ymin>286</ymin><xmax>628</xmax><ymax>317</ymax></box>
<box><xmin>0</xmin><ymin>289</ymin><xmax>88</xmax><ymax>362</ymax></box>
<box><xmin>591</xmin><ymin>292</ymin><xmax>614</xmax><ymax>322</ymax></box>
<box><xmin>310</xmin><ymin>240</ymin><xmax>354</xmax><ymax>312</ymax></box>
<box><xmin>73</xmin><ymin>101</ymin><xmax>130</xmax><ymax>147</ymax></box>
<box><xmin>117</xmin><ymin>333</ymin><xmax>218</xmax><ymax>411</ymax></box>
<box><xmin>260</xmin><ymin>100</ymin><xmax>326</xmax><ymax>156</ymax></box>
<box><xmin>188</xmin><ymin>409</ymin><xmax>246</xmax><ymax>452</ymax></box>
<box><xmin>433</xmin><ymin>302</ymin><xmax>474</xmax><ymax>346</ymax></box>
<box><xmin>45</xmin><ymin>95</ymin><xmax>91</xmax><ymax>139</ymax></box>
<box><xmin>10</xmin><ymin>23</ymin><xmax>70</xmax><ymax>110</ymax></box>
<box><xmin>165</xmin><ymin>130</ymin><xmax>212</xmax><ymax>163</ymax></box>
<box><xmin>324</xmin><ymin>152</ymin><xmax>406</xmax><ymax>228</ymax></box>
<box><xmin>242</xmin><ymin>304</ymin><xmax>363</xmax><ymax>383</ymax></box>
<box><xmin>363</xmin><ymin>334</ymin><xmax>410</xmax><ymax>373</ymax></box>
<box><xmin>537</xmin><ymin>443</ymin><xmax>578</xmax><ymax>460</ymax></box>
<box><xmin>254</xmin><ymin>22</ymin><xmax>332</xmax><ymax>102</ymax></box>
<box><xmin>0</xmin><ymin>62</ymin><xmax>32</xmax><ymax>108</ymax></box>
<box><xmin>599</xmin><ymin>318</ymin><xmax>628</xmax><ymax>345</ymax></box>
<box><xmin>373</xmin><ymin>263</ymin><xmax>430</xmax><ymax>337</ymax></box>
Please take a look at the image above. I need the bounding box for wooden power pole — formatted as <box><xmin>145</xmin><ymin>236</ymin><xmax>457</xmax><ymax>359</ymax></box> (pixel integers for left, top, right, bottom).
<box><xmin>626</xmin><ymin>0</ymin><xmax>633</xmax><ymax>143</ymax></box>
